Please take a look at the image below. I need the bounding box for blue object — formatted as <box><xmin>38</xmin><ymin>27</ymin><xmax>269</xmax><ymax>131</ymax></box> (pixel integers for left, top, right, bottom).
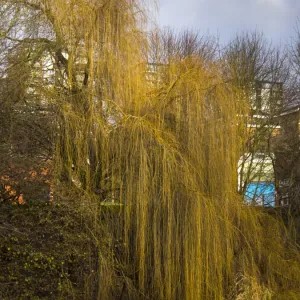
<box><xmin>245</xmin><ymin>182</ymin><xmax>275</xmax><ymax>207</ymax></box>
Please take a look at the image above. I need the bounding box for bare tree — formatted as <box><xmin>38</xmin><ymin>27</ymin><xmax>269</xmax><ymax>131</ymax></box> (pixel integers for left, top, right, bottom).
<box><xmin>148</xmin><ymin>28</ymin><xmax>218</xmax><ymax>65</ymax></box>
<box><xmin>223</xmin><ymin>31</ymin><xmax>290</xmax><ymax>205</ymax></box>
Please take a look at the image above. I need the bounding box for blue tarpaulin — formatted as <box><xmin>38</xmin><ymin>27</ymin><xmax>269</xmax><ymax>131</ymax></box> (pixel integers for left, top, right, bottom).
<box><xmin>245</xmin><ymin>182</ymin><xmax>275</xmax><ymax>207</ymax></box>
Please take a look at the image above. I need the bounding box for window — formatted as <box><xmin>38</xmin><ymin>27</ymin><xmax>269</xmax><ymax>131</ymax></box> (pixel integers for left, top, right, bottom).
<box><xmin>251</xmin><ymin>81</ymin><xmax>283</xmax><ymax>114</ymax></box>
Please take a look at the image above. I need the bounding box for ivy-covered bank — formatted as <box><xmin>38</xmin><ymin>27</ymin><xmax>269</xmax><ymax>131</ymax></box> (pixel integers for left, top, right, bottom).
<box><xmin>0</xmin><ymin>199</ymin><xmax>117</xmax><ymax>300</ymax></box>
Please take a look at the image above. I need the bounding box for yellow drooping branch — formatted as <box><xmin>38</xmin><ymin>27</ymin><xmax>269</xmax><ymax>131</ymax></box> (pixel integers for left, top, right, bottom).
<box><xmin>11</xmin><ymin>0</ymin><xmax>300</xmax><ymax>299</ymax></box>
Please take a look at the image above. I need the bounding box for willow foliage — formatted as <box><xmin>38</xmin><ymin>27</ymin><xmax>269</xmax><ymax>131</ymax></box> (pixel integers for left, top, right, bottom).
<box><xmin>2</xmin><ymin>0</ymin><xmax>300</xmax><ymax>299</ymax></box>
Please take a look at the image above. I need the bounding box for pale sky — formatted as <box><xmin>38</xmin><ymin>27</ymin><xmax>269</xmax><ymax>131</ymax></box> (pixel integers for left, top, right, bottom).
<box><xmin>158</xmin><ymin>0</ymin><xmax>300</xmax><ymax>46</ymax></box>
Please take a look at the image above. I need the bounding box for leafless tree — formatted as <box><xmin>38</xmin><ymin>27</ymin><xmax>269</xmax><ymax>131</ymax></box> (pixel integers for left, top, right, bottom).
<box><xmin>148</xmin><ymin>28</ymin><xmax>218</xmax><ymax>64</ymax></box>
<box><xmin>223</xmin><ymin>31</ymin><xmax>290</xmax><ymax>205</ymax></box>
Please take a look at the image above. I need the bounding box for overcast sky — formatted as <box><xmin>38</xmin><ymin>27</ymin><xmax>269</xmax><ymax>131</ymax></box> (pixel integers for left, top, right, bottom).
<box><xmin>158</xmin><ymin>0</ymin><xmax>300</xmax><ymax>46</ymax></box>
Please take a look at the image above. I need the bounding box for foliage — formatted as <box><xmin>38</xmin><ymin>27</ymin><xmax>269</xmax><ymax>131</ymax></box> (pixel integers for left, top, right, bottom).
<box><xmin>0</xmin><ymin>200</ymin><xmax>108</xmax><ymax>299</ymax></box>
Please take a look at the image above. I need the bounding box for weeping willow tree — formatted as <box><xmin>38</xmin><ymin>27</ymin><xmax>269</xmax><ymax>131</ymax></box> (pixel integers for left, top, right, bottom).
<box><xmin>2</xmin><ymin>0</ymin><xmax>300</xmax><ymax>299</ymax></box>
